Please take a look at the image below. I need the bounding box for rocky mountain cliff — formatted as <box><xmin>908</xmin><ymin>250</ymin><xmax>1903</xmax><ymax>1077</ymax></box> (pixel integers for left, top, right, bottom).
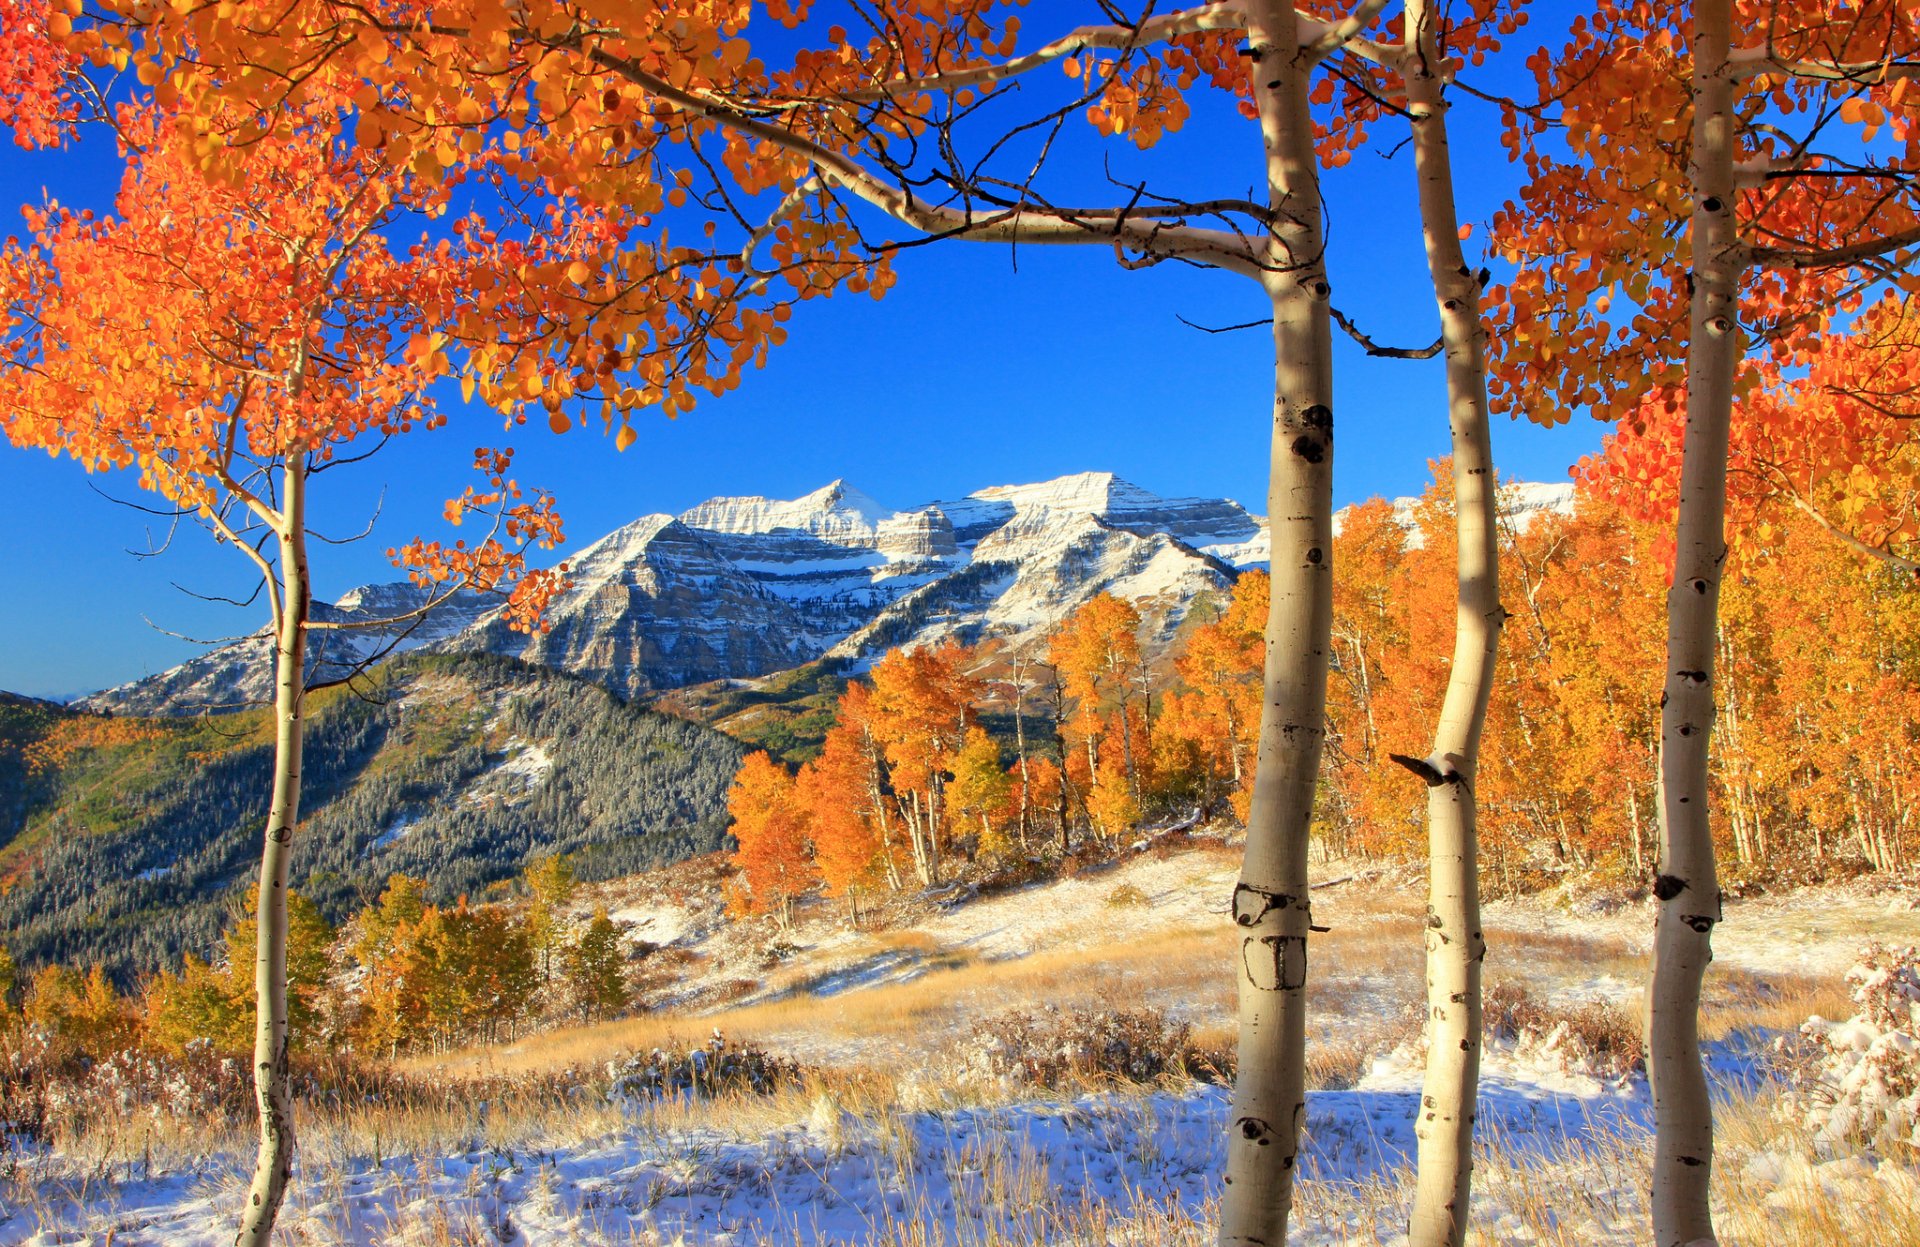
<box><xmin>83</xmin><ymin>472</ymin><xmax>1575</xmax><ymax>715</ymax></box>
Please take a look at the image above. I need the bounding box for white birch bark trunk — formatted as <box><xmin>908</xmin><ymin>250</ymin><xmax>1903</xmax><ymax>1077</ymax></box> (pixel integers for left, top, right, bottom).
<box><xmin>235</xmin><ymin>456</ymin><xmax>308</xmax><ymax>1247</ymax></box>
<box><xmin>1402</xmin><ymin>5</ymin><xmax>1501</xmax><ymax>1241</ymax></box>
<box><xmin>1219</xmin><ymin>6</ymin><xmax>1336</xmax><ymax>1242</ymax></box>
<box><xmin>1650</xmin><ymin>3</ymin><xmax>1736</xmax><ymax>1242</ymax></box>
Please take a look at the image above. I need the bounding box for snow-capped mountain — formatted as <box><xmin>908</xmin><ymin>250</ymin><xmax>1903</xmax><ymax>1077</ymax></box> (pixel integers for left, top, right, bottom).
<box><xmin>83</xmin><ymin>472</ymin><xmax>1576</xmax><ymax>715</ymax></box>
<box><xmin>82</xmin><ymin>585</ymin><xmax>496</xmax><ymax>717</ymax></box>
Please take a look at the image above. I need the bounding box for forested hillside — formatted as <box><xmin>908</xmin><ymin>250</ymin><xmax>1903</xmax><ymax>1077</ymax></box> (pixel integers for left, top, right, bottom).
<box><xmin>0</xmin><ymin>655</ymin><xmax>743</xmax><ymax>981</ymax></box>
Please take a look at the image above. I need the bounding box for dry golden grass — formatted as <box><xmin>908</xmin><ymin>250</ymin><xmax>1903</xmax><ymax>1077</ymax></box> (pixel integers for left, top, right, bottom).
<box><xmin>16</xmin><ymin>865</ymin><xmax>1903</xmax><ymax>1247</ymax></box>
<box><xmin>413</xmin><ymin>898</ymin><xmax>1437</xmax><ymax>1086</ymax></box>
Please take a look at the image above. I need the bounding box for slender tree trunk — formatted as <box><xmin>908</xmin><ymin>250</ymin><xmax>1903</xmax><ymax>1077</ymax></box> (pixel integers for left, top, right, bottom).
<box><xmin>1012</xmin><ymin>658</ymin><xmax>1033</xmax><ymax>850</ymax></box>
<box><xmin>1221</xmin><ymin>6</ymin><xmax>1336</xmax><ymax>1242</ymax></box>
<box><xmin>1402</xmin><ymin>7</ymin><xmax>1501</xmax><ymax>1242</ymax></box>
<box><xmin>236</xmin><ymin>457</ymin><xmax>308</xmax><ymax>1247</ymax></box>
<box><xmin>927</xmin><ymin>775</ymin><xmax>945</xmax><ymax>885</ymax></box>
<box><xmin>1650</xmin><ymin>4</ymin><xmax>1736</xmax><ymax>1242</ymax></box>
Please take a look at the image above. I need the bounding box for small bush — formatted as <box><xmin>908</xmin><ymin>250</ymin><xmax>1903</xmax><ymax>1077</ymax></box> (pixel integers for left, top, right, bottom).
<box><xmin>1105</xmin><ymin>883</ymin><xmax>1151</xmax><ymax>908</ymax></box>
<box><xmin>952</xmin><ymin>1005</ymin><xmax>1213</xmax><ymax>1090</ymax></box>
<box><xmin>606</xmin><ymin>1032</ymin><xmax>804</xmax><ymax>1103</ymax></box>
<box><xmin>1483</xmin><ymin>981</ymin><xmax>1644</xmax><ymax>1082</ymax></box>
<box><xmin>1779</xmin><ymin>942</ymin><xmax>1920</xmax><ymax>1155</ymax></box>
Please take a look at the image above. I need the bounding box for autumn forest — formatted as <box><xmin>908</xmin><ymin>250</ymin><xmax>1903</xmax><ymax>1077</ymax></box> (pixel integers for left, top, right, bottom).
<box><xmin>4</xmin><ymin>3</ymin><xmax>1920</xmax><ymax>1247</ymax></box>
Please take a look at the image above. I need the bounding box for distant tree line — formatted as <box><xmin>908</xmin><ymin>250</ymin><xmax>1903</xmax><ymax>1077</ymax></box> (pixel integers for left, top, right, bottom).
<box><xmin>0</xmin><ymin>853</ymin><xmax>633</xmax><ymax>1061</ymax></box>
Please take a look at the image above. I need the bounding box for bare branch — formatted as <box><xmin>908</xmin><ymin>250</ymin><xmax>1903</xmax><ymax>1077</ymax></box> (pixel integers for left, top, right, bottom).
<box><xmin>1785</xmin><ymin>490</ymin><xmax>1920</xmax><ymax>577</ymax></box>
<box><xmin>1330</xmin><ymin>304</ymin><xmax>1444</xmax><ymax>358</ymax></box>
<box><xmin>831</xmin><ymin>2</ymin><xmax>1250</xmax><ymax>102</ymax></box>
<box><xmin>1300</xmin><ymin>0</ymin><xmax>1393</xmax><ymax>65</ymax></box>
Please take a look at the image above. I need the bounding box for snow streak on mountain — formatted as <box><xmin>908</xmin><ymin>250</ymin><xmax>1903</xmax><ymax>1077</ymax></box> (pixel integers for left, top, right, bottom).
<box><xmin>84</xmin><ymin>473</ymin><xmax>1575</xmax><ymax>714</ymax></box>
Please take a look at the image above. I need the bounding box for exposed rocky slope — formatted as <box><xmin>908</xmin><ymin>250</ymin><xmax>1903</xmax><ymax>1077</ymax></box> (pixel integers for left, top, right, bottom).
<box><xmin>82</xmin><ymin>472</ymin><xmax>1575</xmax><ymax>715</ymax></box>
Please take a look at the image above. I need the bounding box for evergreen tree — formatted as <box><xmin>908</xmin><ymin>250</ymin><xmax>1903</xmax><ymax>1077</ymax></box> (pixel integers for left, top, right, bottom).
<box><xmin>564</xmin><ymin>908</ymin><xmax>631</xmax><ymax>1022</ymax></box>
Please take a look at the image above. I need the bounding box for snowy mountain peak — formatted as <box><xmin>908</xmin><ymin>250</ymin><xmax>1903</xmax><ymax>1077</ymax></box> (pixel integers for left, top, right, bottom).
<box><xmin>968</xmin><ymin>470</ymin><xmax>1153</xmax><ymax>516</ymax></box>
<box><xmin>678</xmin><ymin>479</ymin><xmax>893</xmax><ymax>538</ymax></box>
<box><xmin>87</xmin><ymin>470</ymin><xmax>1582</xmax><ymax>716</ymax></box>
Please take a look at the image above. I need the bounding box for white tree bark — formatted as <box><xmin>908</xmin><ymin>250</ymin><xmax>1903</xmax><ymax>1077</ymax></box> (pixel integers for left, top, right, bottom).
<box><xmin>1219</xmin><ymin>5</ymin><xmax>1337</xmax><ymax>1243</ymax></box>
<box><xmin>1401</xmin><ymin>4</ymin><xmax>1501</xmax><ymax>1242</ymax></box>
<box><xmin>235</xmin><ymin>455</ymin><xmax>308</xmax><ymax>1247</ymax></box>
<box><xmin>1650</xmin><ymin>3</ymin><xmax>1736</xmax><ymax>1245</ymax></box>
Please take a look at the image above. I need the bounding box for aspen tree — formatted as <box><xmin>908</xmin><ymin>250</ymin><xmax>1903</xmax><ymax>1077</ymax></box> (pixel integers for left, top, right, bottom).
<box><xmin>1394</xmin><ymin>3</ymin><xmax>1502</xmax><ymax>1241</ymax></box>
<box><xmin>1490</xmin><ymin>7</ymin><xmax>1920</xmax><ymax>1238</ymax></box>
<box><xmin>0</xmin><ymin>106</ymin><xmax>566</xmax><ymax>1246</ymax></box>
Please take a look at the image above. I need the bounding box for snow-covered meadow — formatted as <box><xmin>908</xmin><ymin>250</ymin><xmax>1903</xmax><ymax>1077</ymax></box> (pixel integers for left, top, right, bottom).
<box><xmin>5</xmin><ymin>841</ymin><xmax>1919</xmax><ymax>1245</ymax></box>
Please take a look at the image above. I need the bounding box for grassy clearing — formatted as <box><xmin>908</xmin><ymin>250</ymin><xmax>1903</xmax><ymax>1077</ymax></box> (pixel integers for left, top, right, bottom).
<box><xmin>8</xmin><ymin>864</ymin><xmax>1909</xmax><ymax>1247</ymax></box>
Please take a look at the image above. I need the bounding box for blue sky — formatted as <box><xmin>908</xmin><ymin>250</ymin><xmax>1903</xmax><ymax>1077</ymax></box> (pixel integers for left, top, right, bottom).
<box><xmin>0</xmin><ymin>35</ymin><xmax>1601</xmax><ymax>700</ymax></box>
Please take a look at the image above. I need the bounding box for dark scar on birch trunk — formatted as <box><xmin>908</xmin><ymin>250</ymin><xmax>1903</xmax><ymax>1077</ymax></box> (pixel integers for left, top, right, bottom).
<box><xmin>1243</xmin><ymin>934</ymin><xmax>1308</xmax><ymax>991</ymax></box>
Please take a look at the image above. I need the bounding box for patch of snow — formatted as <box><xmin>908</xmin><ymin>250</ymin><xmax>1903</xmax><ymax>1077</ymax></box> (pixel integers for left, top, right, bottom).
<box><xmin>1</xmin><ymin>1072</ymin><xmax>1656</xmax><ymax>1247</ymax></box>
<box><xmin>368</xmin><ymin>812</ymin><xmax>419</xmax><ymax>852</ymax></box>
<box><xmin>680</xmin><ymin>480</ymin><xmax>894</xmax><ymax>539</ymax></box>
<box><xmin>608</xmin><ymin>904</ymin><xmax>692</xmax><ymax>948</ymax></box>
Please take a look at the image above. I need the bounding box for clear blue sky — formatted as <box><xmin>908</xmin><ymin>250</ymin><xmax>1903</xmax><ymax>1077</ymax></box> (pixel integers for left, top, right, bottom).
<box><xmin>0</xmin><ymin>36</ymin><xmax>1601</xmax><ymax>700</ymax></box>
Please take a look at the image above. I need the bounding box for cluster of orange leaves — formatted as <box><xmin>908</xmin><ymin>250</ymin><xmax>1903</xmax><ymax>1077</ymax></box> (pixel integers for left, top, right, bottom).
<box><xmin>388</xmin><ymin>448</ymin><xmax>568</xmax><ymax>634</ymax></box>
<box><xmin>1593</xmin><ymin>291</ymin><xmax>1920</xmax><ymax>557</ymax></box>
<box><xmin>22</xmin><ymin>716</ymin><xmax>169</xmax><ymax>773</ymax></box>
<box><xmin>1486</xmin><ymin>1</ymin><xmax>1920</xmax><ymax>433</ymax></box>
<box><xmin>0</xmin><ymin>0</ymin><xmax>77</xmax><ymax>148</ymax></box>
<box><xmin>67</xmin><ymin>0</ymin><xmax>895</xmax><ymax>444</ymax></box>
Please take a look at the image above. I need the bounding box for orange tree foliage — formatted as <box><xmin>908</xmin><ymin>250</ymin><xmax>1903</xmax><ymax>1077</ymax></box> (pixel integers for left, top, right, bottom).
<box><xmin>63</xmin><ymin>0</ymin><xmax>893</xmax><ymax>449</ymax></box>
<box><xmin>798</xmin><ymin>701</ymin><xmax>896</xmax><ymax>899</ymax></box>
<box><xmin>1164</xmin><ymin>572</ymin><xmax>1267</xmax><ymax>820</ymax></box>
<box><xmin>0</xmin><ymin>102</ymin><xmax>566</xmax><ymax>618</ymax></box>
<box><xmin>726</xmin><ymin>750</ymin><xmax>817</xmax><ymax>919</ymax></box>
<box><xmin>352</xmin><ymin>896</ymin><xmax>538</xmax><ymax>1054</ymax></box>
<box><xmin>1488</xmin><ymin>2</ymin><xmax>1920</xmax><ymax>438</ymax></box>
<box><xmin>22</xmin><ymin>716</ymin><xmax>169</xmax><ymax>772</ymax></box>
<box><xmin>1048</xmin><ymin>593</ymin><xmax>1149</xmax><ymax>823</ymax></box>
<box><xmin>0</xmin><ymin>0</ymin><xmax>78</xmax><ymax>148</ymax></box>
<box><xmin>1595</xmin><ymin>296</ymin><xmax>1920</xmax><ymax>572</ymax></box>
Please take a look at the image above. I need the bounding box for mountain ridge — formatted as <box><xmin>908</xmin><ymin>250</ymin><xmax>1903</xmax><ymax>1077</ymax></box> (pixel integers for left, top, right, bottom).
<box><xmin>78</xmin><ymin>472</ymin><xmax>1576</xmax><ymax>717</ymax></box>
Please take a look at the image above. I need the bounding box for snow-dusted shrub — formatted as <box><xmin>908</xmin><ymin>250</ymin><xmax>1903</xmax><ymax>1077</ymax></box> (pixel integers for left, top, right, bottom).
<box><xmin>1482</xmin><ymin>981</ymin><xmax>1644</xmax><ymax>1082</ymax></box>
<box><xmin>1</xmin><ymin>1029</ymin><xmax>258</xmax><ymax>1152</ymax></box>
<box><xmin>952</xmin><ymin>1005</ymin><xmax>1207</xmax><ymax>1091</ymax></box>
<box><xmin>1782</xmin><ymin>942</ymin><xmax>1920</xmax><ymax>1154</ymax></box>
<box><xmin>607</xmin><ymin>1031</ymin><xmax>802</xmax><ymax>1103</ymax></box>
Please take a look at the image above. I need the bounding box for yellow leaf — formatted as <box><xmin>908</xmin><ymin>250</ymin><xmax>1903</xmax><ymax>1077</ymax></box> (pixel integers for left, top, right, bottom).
<box><xmin>615</xmin><ymin>424</ymin><xmax>638</xmax><ymax>452</ymax></box>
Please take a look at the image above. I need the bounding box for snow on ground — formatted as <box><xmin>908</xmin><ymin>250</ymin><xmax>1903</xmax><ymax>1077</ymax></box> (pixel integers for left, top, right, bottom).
<box><xmin>462</xmin><ymin>738</ymin><xmax>555</xmax><ymax>807</ymax></box>
<box><xmin>1485</xmin><ymin>878</ymin><xmax>1920</xmax><ymax>980</ymax></box>
<box><xmin>368</xmin><ymin>812</ymin><xmax>418</xmax><ymax>853</ymax></box>
<box><xmin>917</xmin><ymin>849</ymin><xmax>1240</xmax><ymax>962</ymax></box>
<box><xmin>11</xmin><ymin>845</ymin><xmax>1917</xmax><ymax>1245</ymax></box>
<box><xmin>0</xmin><ymin>1057</ymin><xmax>1650</xmax><ymax>1247</ymax></box>
<box><xmin>607</xmin><ymin>904</ymin><xmax>696</xmax><ymax>949</ymax></box>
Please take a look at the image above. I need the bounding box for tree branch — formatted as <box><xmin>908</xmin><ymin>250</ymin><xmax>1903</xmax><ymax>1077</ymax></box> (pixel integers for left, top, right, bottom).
<box><xmin>829</xmin><ymin>2</ymin><xmax>1250</xmax><ymax>102</ymax></box>
<box><xmin>1749</xmin><ymin>223</ymin><xmax>1920</xmax><ymax>269</ymax></box>
<box><xmin>1330</xmin><ymin>304</ymin><xmax>1444</xmax><ymax>357</ymax></box>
